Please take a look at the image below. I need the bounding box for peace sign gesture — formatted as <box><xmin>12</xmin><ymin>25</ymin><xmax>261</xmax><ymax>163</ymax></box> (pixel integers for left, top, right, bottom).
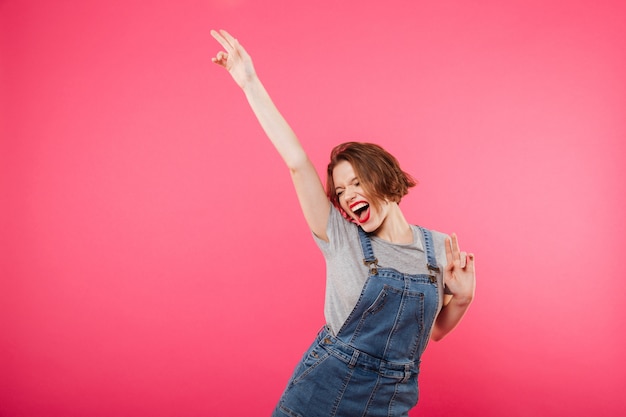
<box><xmin>211</xmin><ymin>29</ymin><xmax>256</xmax><ymax>89</ymax></box>
<box><xmin>444</xmin><ymin>234</ymin><xmax>476</xmax><ymax>304</ymax></box>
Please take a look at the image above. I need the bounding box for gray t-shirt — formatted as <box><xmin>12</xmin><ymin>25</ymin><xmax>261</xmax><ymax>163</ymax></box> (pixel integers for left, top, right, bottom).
<box><xmin>313</xmin><ymin>205</ymin><xmax>450</xmax><ymax>336</ymax></box>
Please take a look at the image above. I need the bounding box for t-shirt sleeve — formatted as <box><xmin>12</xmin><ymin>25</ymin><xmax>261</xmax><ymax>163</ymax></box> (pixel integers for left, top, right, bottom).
<box><xmin>312</xmin><ymin>204</ymin><xmax>354</xmax><ymax>256</ymax></box>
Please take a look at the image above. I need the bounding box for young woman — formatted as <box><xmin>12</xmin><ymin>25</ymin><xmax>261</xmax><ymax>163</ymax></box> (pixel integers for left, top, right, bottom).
<box><xmin>211</xmin><ymin>29</ymin><xmax>476</xmax><ymax>417</ymax></box>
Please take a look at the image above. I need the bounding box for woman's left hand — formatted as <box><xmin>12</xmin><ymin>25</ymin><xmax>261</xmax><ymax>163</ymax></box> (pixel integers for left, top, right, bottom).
<box><xmin>444</xmin><ymin>234</ymin><xmax>476</xmax><ymax>305</ymax></box>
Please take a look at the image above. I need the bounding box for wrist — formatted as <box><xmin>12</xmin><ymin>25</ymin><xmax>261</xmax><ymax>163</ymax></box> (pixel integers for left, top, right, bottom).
<box><xmin>240</xmin><ymin>72</ymin><xmax>261</xmax><ymax>92</ymax></box>
<box><xmin>450</xmin><ymin>293</ymin><xmax>473</xmax><ymax>308</ymax></box>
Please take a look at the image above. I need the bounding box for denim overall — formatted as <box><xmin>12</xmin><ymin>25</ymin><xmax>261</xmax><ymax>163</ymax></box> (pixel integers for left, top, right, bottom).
<box><xmin>273</xmin><ymin>226</ymin><xmax>441</xmax><ymax>417</ymax></box>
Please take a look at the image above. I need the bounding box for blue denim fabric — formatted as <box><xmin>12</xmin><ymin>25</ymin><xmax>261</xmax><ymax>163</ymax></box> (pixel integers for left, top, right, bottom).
<box><xmin>273</xmin><ymin>227</ymin><xmax>440</xmax><ymax>417</ymax></box>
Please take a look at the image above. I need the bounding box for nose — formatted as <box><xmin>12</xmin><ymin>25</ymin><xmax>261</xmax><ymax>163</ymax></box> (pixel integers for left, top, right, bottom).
<box><xmin>344</xmin><ymin>185</ymin><xmax>357</xmax><ymax>201</ymax></box>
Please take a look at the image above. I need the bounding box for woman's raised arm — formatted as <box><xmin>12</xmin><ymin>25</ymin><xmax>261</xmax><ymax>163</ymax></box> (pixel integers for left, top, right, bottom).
<box><xmin>211</xmin><ymin>29</ymin><xmax>330</xmax><ymax>241</ymax></box>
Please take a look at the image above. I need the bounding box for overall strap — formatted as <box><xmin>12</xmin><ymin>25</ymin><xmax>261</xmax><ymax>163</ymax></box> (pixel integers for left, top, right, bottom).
<box><xmin>357</xmin><ymin>227</ymin><xmax>379</xmax><ymax>275</ymax></box>
<box><xmin>418</xmin><ymin>226</ymin><xmax>440</xmax><ymax>275</ymax></box>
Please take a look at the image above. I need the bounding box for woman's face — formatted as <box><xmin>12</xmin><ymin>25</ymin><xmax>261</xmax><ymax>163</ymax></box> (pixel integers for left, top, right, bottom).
<box><xmin>332</xmin><ymin>160</ymin><xmax>391</xmax><ymax>233</ymax></box>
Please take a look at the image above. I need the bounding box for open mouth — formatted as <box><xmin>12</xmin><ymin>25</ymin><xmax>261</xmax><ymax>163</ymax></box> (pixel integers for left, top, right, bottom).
<box><xmin>350</xmin><ymin>202</ymin><xmax>370</xmax><ymax>223</ymax></box>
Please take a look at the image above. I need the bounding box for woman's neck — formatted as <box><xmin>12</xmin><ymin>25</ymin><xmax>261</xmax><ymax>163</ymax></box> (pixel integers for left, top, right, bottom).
<box><xmin>373</xmin><ymin>204</ymin><xmax>413</xmax><ymax>244</ymax></box>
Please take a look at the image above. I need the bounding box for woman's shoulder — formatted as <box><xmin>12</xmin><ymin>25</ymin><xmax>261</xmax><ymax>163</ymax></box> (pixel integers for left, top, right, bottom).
<box><xmin>313</xmin><ymin>204</ymin><xmax>359</xmax><ymax>253</ymax></box>
<box><xmin>413</xmin><ymin>224</ymin><xmax>449</xmax><ymax>240</ymax></box>
<box><xmin>429</xmin><ymin>228</ymin><xmax>450</xmax><ymax>241</ymax></box>
<box><xmin>411</xmin><ymin>225</ymin><xmax>449</xmax><ymax>259</ymax></box>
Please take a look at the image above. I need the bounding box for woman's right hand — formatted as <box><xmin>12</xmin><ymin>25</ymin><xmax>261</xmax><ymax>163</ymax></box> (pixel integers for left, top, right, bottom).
<box><xmin>211</xmin><ymin>29</ymin><xmax>256</xmax><ymax>89</ymax></box>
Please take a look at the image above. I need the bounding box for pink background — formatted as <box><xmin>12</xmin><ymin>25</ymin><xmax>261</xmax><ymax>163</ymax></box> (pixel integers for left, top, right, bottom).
<box><xmin>1</xmin><ymin>0</ymin><xmax>625</xmax><ymax>415</ymax></box>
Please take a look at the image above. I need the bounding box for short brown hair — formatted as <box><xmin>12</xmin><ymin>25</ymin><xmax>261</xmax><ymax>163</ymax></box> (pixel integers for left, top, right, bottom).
<box><xmin>326</xmin><ymin>142</ymin><xmax>417</xmax><ymax>210</ymax></box>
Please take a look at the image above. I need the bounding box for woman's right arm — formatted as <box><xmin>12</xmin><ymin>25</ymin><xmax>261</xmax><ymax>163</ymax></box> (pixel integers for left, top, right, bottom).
<box><xmin>211</xmin><ymin>29</ymin><xmax>330</xmax><ymax>241</ymax></box>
